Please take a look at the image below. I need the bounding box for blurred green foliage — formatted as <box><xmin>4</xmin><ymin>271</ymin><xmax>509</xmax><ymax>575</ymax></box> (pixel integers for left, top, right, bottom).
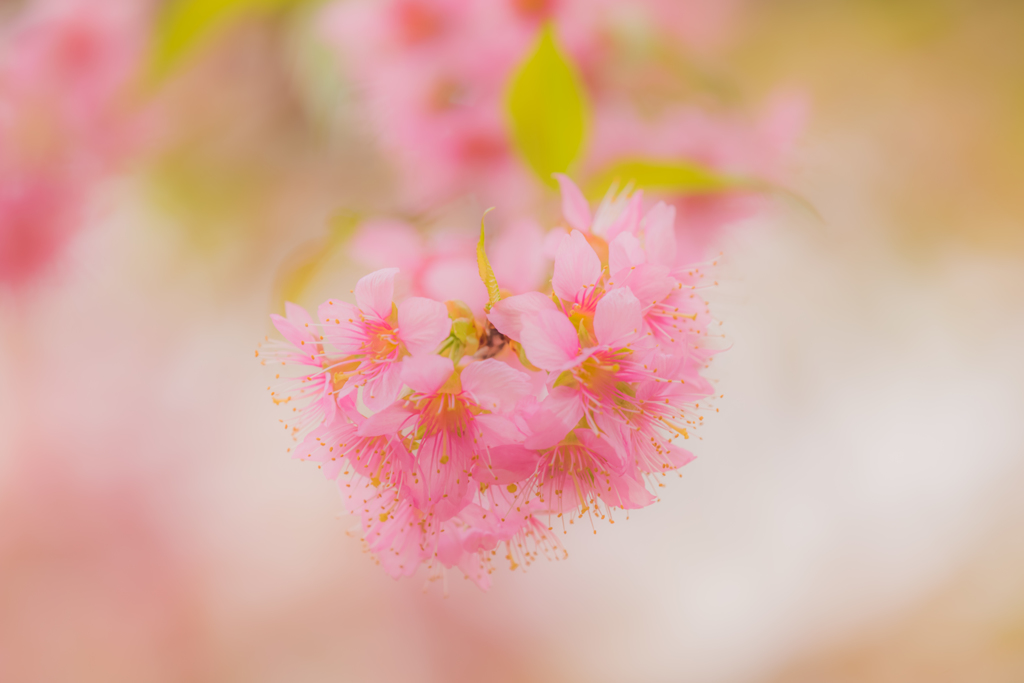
<box><xmin>584</xmin><ymin>159</ymin><xmax>742</xmax><ymax>201</ymax></box>
<box><xmin>149</xmin><ymin>0</ymin><xmax>309</xmax><ymax>79</ymax></box>
<box><xmin>506</xmin><ymin>24</ymin><xmax>588</xmax><ymax>187</ymax></box>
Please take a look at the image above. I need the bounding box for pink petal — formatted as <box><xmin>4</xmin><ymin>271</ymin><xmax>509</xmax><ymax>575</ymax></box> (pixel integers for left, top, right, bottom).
<box><xmin>523</xmin><ymin>386</ymin><xmax>584</xmax><ymax>450</ymax></box>
<box><xmin>591</xmin><ymin>184</ymin><xmax>632</xmax><ymax>237</ymax></box>
<box><xmin>591</xmin><ymin>414</ymin><xmax>631</xmax><ymax>476</ymax></box>
<box><xmin>610</xmin><ymin>264</ymin><xmax>674</xmax><ymax>310</ymax></box>
<box><xmin>605</xmin><ymin>190</ymin><xmax>644</xmax><ymax>240</ymax></box>
<box><xmin>357</xmin><ymin>404</ymin><xmax>414</xmax><ymax>437</ymax></box>
<box><xmin>551</xmin><ymin>229</ymin><xmax>602</xmax><ymax>303</ymax></box>
<box><xmin>318</xmin><ymin>299</ymin><xmax>365</xmax><ymax>354</ymax></box>
<box><xmin>577</xmin><ymin>428</ymin><xmax>630</xmax><ymax>477</ymax></box>
<box><xmin>362</xmin><ymin>362</ymin><xmax>404</xmax><ymax>412</ymax></box>
<box><xmin>294</xmin><ymin>423</ymin><xmax>344</xmax><ymax>467</ymax></box>
<box><xmin>475</xmin><ymin>444</ymin><xmax>540</xmax><ymax>485</ymax></box>
<box><xmin>663</xmin><ymin>443</ymin><xmax>697</xmax><ymax>469</ymax></box>
<box><xmin>520</xmin><ymin>309</ymin><xmax>580</xmax><ymax>371</ymax></box>
<box><xmin>420</xmin><ymin>257</ymin><xmax>488</xmax><ymax>315</ymax></box>
<box><xmin>336</xmin><ymin>393</ymin><xmax>363</xmax><ymax>422</ymax></box>
<box><xmin>456</xmin><ymin>504</ymin><xmax>504</xmax><ymax>551</ymax></box>
<box><xmin>318</xmin><ymin>379</ymin><xmax>339</xmax><ymax>425</ymax></box>
<box><xmin>400</xmin><ymin>354</ymin><xmax>454</xmax><ymax>394</ymax></box>
<box><xmin>397</xmin><ymin>296</ymin><xmax>451</xmax><ymax>355</ymax></box>
<box><xmin>350</xmin><ymin>219</ymin><xmax>424</xmax><ymax>271</ymax></box>
<box><xmin>594</xmin><ymin>287</ymin><xmax>643</xmax><ymax>348</ymax></box>
<box><xmin>270</xmin><ymin>309</ymin><xmax>316</xmax><ymax>350</ymax></box>
<box><xmin>487</xmin><ymin>292</ymin><xmax>555</xmax><ymax>342</ymax></box>
<box><xmin>607</xmin><ymin>472</ymin><xmax>656</xmax><ymax>510</ymax></box>
<box><xmin>410</xmin><ymin>434</ymin><xmax>472</xmax><ymax>521</ymax></box>
<box><xmin>608</xmin><ymin>232</ymin><xmax>646</xmax><ymax>275</ymax></box>
<box><xmin>553</xmin><ymin>173</ymin><xmax>591</xmax><ymax>232</ymax></box>
<box><xmin>436</xmin><ymin>523</ymin><xmax>468</xmax><ymax>566</ymax></box>
<box><xmin>491</xmin><ymin>219</ymin><xmax>547</xmax><ymax>294</ymax></box>
<box><xmin>640</xmin><ymin>202</ymin><xmax>677</xmax><ymax>267</ymax></box>
<box><xmin>461</xmin><ymin>359</ymin><xmax>531</xmax><ymax>413</ymax></box>
<box><xmin>342</xmin><ymin>479</ymin><xmax>424</xmax><ymax>578</ymax></box>
<box><xmin>456</xmin><ymin>549</ymin><xmax>493</xmax><ymax>591</ymax></box>
<box><xmin>474</xmin><ymin>413</ymin><xmax>524</xmax><ymax>446</ymax></box>
<box><xmin>355</xmin><ymin>267</ymin><xmax>398</xmax><ymax>320</ymax></box>
<box><xmin>285</xmin><ymin>302</ymin><xmax>314</xmax><ymax>328</ymax></box>
<box><xmin>542</xmin><ymin>227</ymin><xmax>568</xmax><ymax>259</ymax></box>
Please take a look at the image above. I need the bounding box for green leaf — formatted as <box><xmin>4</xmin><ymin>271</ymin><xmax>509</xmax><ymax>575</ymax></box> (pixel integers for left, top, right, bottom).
<box><xmin>476</xmin><ymin>208</ymin><xmax>501</xmax><ymax>312</ymax></box>
<box><xmin>450</xmin><ymin>319</ymin><xmax>476</xmax><ymax>344</ymax></box>
<box><xmin>148</xmin><ymin>0</ymin><xmax>301</xmax><ymax>80</ymax></box>
<box><xmin>585</xmin><ymin>158</ymin><xmax>750</xmax><ymax>201</ymax></box>
<box><xmin>506</xmin><ymin>23</ymin><xmax>588</xmax><ymax>186</ymax></box>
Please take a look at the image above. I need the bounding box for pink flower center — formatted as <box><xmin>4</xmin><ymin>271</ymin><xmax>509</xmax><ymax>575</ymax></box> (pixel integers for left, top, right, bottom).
<box><xmin>393</xmin><ymin>1</ymin><xmax>446</xmax><ymax>45</ymax></box>
<box><xmin>575</xmin><ymin>355</ymin><xmax>622</xmax><ymax>396</ymax></box>
<box><xmin>428</xmin><ymin>77</ymin><xmax>469</xmax><ymax>111</ymax></box>
<box><xmin>405</xmin><ymin>390</ymin><xmax>479</xmax><ymax>464</ymax></box>
<box><xmin>330</xmin><ymin>359</ymin><xmax>362</xmax><ymax>392</ymax></box>
<box><xmin>535</xmin><ymin>437</ymin><xmax>611</xmax><ymax>515</ymax></box>
<box><xmin>511</xmin><ymin>0</ymin><xmax>557</xmax><ymax>22</ymax></box>
<box><xmin>457</xmin><ymin>132</ymin><xmax>508</xmax><ymax>165</ymax></box>
<box><xmin>55</xmin><ymin>24</ymin><xmax>104</xmax><ymax>76</ymax></box>
<box><xmin>363</xmin><ymin>320</ymin><xmax>400</xmax><ymax>359</ymax></box>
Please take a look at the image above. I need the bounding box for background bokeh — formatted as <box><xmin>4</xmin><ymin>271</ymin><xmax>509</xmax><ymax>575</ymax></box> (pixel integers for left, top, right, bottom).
<box><xmin>2</xmin><ymin>0</ymin><xmax>1023</xmax><ymax>681</ymax></box>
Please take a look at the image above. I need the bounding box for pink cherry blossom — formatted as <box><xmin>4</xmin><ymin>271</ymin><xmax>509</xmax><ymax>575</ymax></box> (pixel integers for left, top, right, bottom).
<box><xmin>266</xmin><ymin>301</ymin><xmax>341</xmax><ymax>434</ymax></box>
<box><xmin>258</xmin><ymin>267</ymin><xmax>452</xmax><ymax>437</ymax></box>
<box><xmin>0</xmin><ymin>175</ymin><xmax>82</xmax><ymax>288</ymax></box>
<box><xmin>341</xmin><ymin>474</ymin><xmax>561</xmax><ymax>589</ymax></box>
<box><xmin>521</xmin><ymin>428</ymin><xmax>656</xmax><ymax>520</ymax></box>
<box><xmin>294</xmin><ymin>393</ymin><xmax>413</xmax><ymax>488</ymax></box>
<box><xmin>506</xmin><ymin>287</ymin><xmax>674</xmax><ymax>508</ymax></box>
<box><xmin>318</xmin><ymin>267</ymin><xmax>452</xmax><ymax>411</ymax></box>
<box><xmin>349</xmin><ymin>218</ymin><xmax>548</xmax><ymax>314</ymax></box>
<box><xmin>357</xmin><ymin>354</ymin><xmax>532</xmax><ymax>520</ymax></box>
<box><xmin>263</xmin><ymin>158</ymin><xmax>725</xmax><ymax>589</ymax></box>
<box><xmin>537</xmin><ymin>175</ymin><xmax>722</xmax><ymax>360</ymax></box>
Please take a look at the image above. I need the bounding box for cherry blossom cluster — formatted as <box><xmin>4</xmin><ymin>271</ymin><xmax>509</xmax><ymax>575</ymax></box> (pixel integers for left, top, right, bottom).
<box><xmin>260</xmin><ymin>176</ymin><xmax>721</xmax><ymax>589</ymax></box>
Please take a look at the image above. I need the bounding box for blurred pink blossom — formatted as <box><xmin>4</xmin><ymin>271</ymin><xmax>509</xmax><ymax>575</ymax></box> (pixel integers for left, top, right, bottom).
<box><xmin>588</xmin><ymin>92</ymin><xmax>809</xmax><ymax>260</ymax></box>
<box><xmin>321</xmin><ymin>0</ymin><xmax>805</xmax><ymax>276</ymax></box>
<box><xmin>0</xmin><ymin>0</ymin><xmax>146</xmax><ymax>289</ymax></box>
<box><xmin>321</xmin><ymin>0</ymin><xmax>754</xmax><ymax>212</ymax></box>
<box><xmin>350</xmin><ymin>217</ymin><xmax>548</xmax><ymax>314</ymax></box>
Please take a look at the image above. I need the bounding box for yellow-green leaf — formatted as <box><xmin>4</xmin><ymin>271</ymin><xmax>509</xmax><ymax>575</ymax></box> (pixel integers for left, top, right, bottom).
<box><xmin>585</xmin><ymin>158</ymin><xmax>749</xmax><ymax>201</ymax></box>
<box><xmin>476</xmin><ymin>209</ymin><xmax>501</xmax><ymax>312</ymax></box>
<box><xmin>450</xmin><ymin>319</ymin><xmax>476</xmax><ymax>344</ymax></box>
<box><xmin>149</xmin><ymin>0</ymin><xmax>301</xmax><ymax>80</ymax></box>
<box><xmin>506</xmin><ymin>23</ymin><xmax>588</xmax><ymax>186</ymax></box>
